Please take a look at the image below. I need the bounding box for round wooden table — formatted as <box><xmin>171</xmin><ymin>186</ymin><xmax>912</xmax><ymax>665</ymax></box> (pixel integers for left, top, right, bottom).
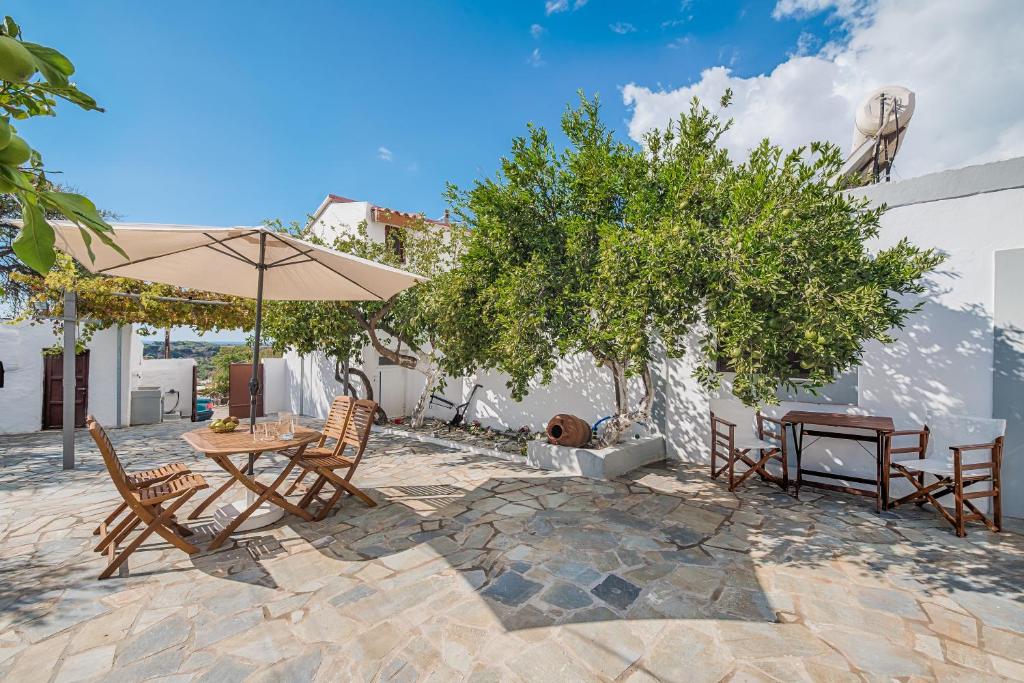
<box><xmin>182</xmin><ymin>425</ymin><xmax>322</xmax><ymax>550</ymax></box>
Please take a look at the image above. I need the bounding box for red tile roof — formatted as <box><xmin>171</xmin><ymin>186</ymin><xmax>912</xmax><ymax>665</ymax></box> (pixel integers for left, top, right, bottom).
<box><xmin>325</xmin><ymin>194</ymin><xmax>450</xmax><ymax>228</ymax></box>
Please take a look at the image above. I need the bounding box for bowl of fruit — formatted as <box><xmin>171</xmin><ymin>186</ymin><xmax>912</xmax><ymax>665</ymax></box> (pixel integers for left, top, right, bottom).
<box><xmin>209</xmin><ymin>416</ymin><xmax>241</xmax><ymax>433</ymax></box>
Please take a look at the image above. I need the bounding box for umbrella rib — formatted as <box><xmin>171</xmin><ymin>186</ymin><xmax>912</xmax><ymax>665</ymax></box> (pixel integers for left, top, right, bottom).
<box><xmin>204</xmin><ymin>244</ymin><xmax>260</xmax><ymax>268</ymax></box>
<box><xmin>264</xmin><ymin>230</ymin><xmax>389</xmax><ymax>300</ymax></box>
<box><xmin>265</xmin><ymin>250</ymin><xmax>316</xmax><ymax>268</ymax></box>
<box><xmin>202</xmin><ymin>232</ymin><xmax>259</xmax><ymax>266</ymax></box>
<box><xmin>94</xmin><ymin>229</ymin><xmax>261</xmax><ymax>274</ymax></box>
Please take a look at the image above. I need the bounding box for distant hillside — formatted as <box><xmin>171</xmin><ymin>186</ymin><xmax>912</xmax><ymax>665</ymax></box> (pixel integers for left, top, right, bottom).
<box><xmin>143</xmin><ymin>340</ymin><xmax>246</xmax><ymax>382</ymax></box>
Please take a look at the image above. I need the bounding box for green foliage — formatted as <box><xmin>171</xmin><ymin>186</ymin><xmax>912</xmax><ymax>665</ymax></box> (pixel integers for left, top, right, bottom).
<box><xmin>210</xmin><ymin>345</ymin><xmax>258</xmax><ymax>398</ymax></box>
<box><xmin>142</xmin><ymin>340</ymin><xmax>244</xmax><ymax>384</ymax></box>
<box><xmin>448</xmin><ymin>92</ymin><xmax>942</xmax><ymax>412</ymax></box>
<box><xmin>694</xmin><ymin>139</ymin><xmax>943</xmax><ymax>404</ymax></box>
<box><xmin>13</xmin><ymin>253</ymin><xmax>253</xmax><ymax>344</ymax></box>
<box><xmin>0</xmin><ymin>15</ymin><xmax>119</xmax><ymax>274</ymax></box>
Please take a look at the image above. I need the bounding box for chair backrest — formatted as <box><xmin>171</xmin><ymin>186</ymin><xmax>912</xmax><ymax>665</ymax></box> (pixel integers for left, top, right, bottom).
<box><xmin>343</xmin><ymin>399</ymin><xmax>377</xmax><ymax>466</ymax></box>
<box><xmin>87</xmin><ymin>415</ymin><xmax>135</xmax><ymax>501</ymax></box>
<box><xmin>710</xmin><ymin>398</ymin><xmax>758</xmax><ymax>441</ymax></box>
<box><xmin>322</xmin><ymin>395</ymin><xmax>354</xmax><ymax>442</ymax></box>
<box><xmin>925</xmin><ymin>413</ymin><xmax>1006</xmax><ymax>465</ymax></box>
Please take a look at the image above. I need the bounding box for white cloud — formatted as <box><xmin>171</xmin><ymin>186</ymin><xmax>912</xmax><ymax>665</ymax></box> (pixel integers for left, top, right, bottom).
<box><xmin>545</xmin><ymin>0</ymin><xmax>587</xmax><ymax>15</ymax></box>
<box><xmin>623</xmin><ymin>0</ymin><xmax>1024</xmax><ymax>178</ymax></box>
<box><xmin>545</xmin><ymin>0</ymin><xmax>568</xmax><ymax>14</ymax></box>
<box><xmin>666</xmin><ymin>36</ymin><xmax>691</xmax><ymax>49</ymax></box>
<box><xmin>530</xmin><ymin>23</ymin><xmax>545</xmax><ymax>39</ymax></box>
<box><xmin>377</xmin><ymin>146</ymin><xmax>393</xmax><ymax>162</ymax></box>
<box><xmin>527</xmin><ymin>48</ymin><xmax>545</xmax><ymax>68</ymax></box>
<box><xmin>610</xmin><ymin>22</ymin><xmax>637</xmax><ymax>34</ymax></box>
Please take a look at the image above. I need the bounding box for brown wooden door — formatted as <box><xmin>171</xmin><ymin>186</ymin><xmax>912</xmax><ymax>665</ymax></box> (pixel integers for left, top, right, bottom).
<box><xmin>42</xmin><ymin>351</ymin><xmax>89</xmax><ymax>429</ymax></box>
<box><xmin>229</xmin><ymin>363</ymin><xmax>263</xmax><ymax>419</ymax></box>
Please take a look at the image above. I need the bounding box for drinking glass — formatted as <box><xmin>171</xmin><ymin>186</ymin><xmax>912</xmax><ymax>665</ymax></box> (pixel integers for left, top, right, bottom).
<box><xmin>278</xmin><ymin>411</ymin><xmax>294</xmax><ymax>439</ymax></box>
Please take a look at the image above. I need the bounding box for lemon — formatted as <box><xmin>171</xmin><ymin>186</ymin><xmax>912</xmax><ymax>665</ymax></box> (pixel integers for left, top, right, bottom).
<box><xmin>0</xmin><ymin>37</ymin><xmax>37</xmax><ymax>83</ymax></box>
<box><xmin>0</xmin><ymin>135</ymin><xmax>30</xmax><ymax>166</ymax></box>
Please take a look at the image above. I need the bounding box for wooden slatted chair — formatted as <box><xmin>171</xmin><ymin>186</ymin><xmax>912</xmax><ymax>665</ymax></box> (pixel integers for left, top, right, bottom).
<box><xmin>92</xmin><ymin>461</ymin><xmax>192</xmax><ymax>539</ymax></box>
<box><xmin>889</xmin><ymin>414</ymin><xmax>1006</xmax><ymax>536</ymax></box>
<box><xmin>283</xmin><ymin>395</ymin><xmax>354</xmax><ymax>496</ymax></box>
<box><xmin>296</xmin><ymin>398</ymin><xmax>378</xmax><ymax>520</ymax></box>
<box><xmin>87</xmin><ymin>416</ymin><xmax>209</xmax><ymax>579</ymax></box>
<box><xmin>710</xmin><ymin>399</ymin><xmax>788</xmax><ymax>492</ymax></box>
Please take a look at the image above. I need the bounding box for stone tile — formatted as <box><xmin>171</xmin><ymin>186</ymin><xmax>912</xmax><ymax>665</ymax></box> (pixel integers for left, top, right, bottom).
<box><xmin>591</xmin><ymin>574</ymin><xmax>641</xmax><ymax>610</ymax></box>
<box><xmin>506</xmin><ymin>640</ymin><xmax>593</xmax><ymax>682</ymax></box>
<box><xmin>116</xmin><ymin>613</ymin><xmax>190</xmax><ymax>664</ymax></box>
<box><xmin>924</xmin><ymin>602</ymin><xmax>981</xmax><ymax>645</ymax></box>
<box><xmin>480</xmin><ymin>571</ymin><xmax>543</xmax><ymax>607</ymax></box>
<box><xmin>53</xmin><ymin>644</ymin><xmax>116</xmax><ymax>683</ymax></box>
<box><xmin>540</xmin><ymin>583</ymin><xmax>592</xmax><ymax>610</ymax></box>
<box><xmin>819</xmin><ymin>628</ymin><xmax>930</xmax><ymax>677</ymax></box>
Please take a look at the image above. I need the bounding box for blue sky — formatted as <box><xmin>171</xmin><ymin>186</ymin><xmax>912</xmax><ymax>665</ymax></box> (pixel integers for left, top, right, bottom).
<box><xmin>12</xmin><ymin>1</ymin><xmax>837</xmax><ymax>228</ymax></box>
<box><xmin>20</xmin><ymin>2</ymin><xmax>1017</xmax><ymax>344</ymax></box>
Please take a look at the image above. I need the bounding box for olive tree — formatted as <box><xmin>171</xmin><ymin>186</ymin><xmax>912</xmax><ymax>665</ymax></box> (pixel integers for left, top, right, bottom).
<box><xmin>693</xmin><ymin>138</ymin><xmax>943</xmax><ymax>404</ymax></box>
<box><xmin>447</xmin><ymin>93</ymin><xmax>941</xmax><ymax>444</ymax></box>
<box><xmin>444</xmin><ymin>94</ymin><xmax>707</xmax><ymax>443</ymax></box>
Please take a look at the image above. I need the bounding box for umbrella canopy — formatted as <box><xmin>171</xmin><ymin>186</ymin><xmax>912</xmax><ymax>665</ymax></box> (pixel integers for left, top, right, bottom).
<box><xmin>52</xmin><ymin>223</ymin><xmax>425</xmax><ymax>301</ymax></box>
<box><xmin>52</xmin><ymin>222</ymin><xmax>426</xmax><ymax>433</ymax></box>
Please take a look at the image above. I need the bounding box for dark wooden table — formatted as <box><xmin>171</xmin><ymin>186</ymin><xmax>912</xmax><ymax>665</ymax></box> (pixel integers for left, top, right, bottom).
<box><xmin>781</xmin><ymin>411</ymin><xmax>895</xmax><ymax>512</ymax></box>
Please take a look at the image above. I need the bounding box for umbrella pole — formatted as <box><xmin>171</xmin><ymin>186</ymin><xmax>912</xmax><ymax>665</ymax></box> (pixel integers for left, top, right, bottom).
<box><xmin>249</xmin><ymin>232</ymin><xmax>267</xmax><ymax>436</ymax></box>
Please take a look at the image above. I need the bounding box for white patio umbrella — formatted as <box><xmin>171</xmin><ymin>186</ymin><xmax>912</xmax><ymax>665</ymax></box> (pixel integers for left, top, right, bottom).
<box><xmin>53</xmin><ymin>222</ymin><xmax>426</xmax><ymax>431</ymax></box>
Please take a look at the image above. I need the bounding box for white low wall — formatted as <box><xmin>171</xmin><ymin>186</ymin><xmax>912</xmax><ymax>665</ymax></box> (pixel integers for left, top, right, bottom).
<box><xmin>262</xmin><ymin>357</ymin><xmax>288</xmax><ymax>414</ymax></box>
<box><xmin>136</xmin><ymin>358</ymin><xmax>195</xmax><ymax>418</ymax></box>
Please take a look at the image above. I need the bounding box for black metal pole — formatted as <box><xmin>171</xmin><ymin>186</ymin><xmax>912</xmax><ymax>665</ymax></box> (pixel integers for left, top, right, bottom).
<box><xmin>249</xmin><ymin>231</ymin><xmax>267</xmax><ymax>434</ymax></box>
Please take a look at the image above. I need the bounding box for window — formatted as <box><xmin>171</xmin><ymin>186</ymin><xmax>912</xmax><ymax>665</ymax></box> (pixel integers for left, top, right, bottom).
<box><xmin>384</xmin><ymin>225</ymin><xmax>405</xmax><ymax>262</ymax></box>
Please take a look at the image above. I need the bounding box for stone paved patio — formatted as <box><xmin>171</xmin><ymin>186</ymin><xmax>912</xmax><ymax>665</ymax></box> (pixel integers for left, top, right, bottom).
<box><xmin>2</xmin><ymin>420</ymin><xmax>1023</xmax><ymax>682</ymax></box>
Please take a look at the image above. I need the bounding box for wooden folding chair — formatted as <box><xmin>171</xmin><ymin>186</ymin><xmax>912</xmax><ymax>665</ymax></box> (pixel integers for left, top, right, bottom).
<box><xmin>283</xmin><ymin>395</ymin><xmax>354</xmax><ymax>496</ymax></box>
<box><xmin>87</xmin><ymin>416</ymin><xmax>209</xmax><ymax>579</ymax></box>
<box><xmin>92</xmin><ymin>461</ymin><xmax>192</xmax><ymax>538</ymax></box>
<box><xmin>296</xmin><ymin>398</ymin><xmax>379</xmax><ymax>520</ymax></box>
<box><xmin>889</xmin><ymin>415</ymin><xmax>1006</xmax><ymax>537</ymax></box>
<box><xmin>710</xmin><ymin>400</ymin><xmax>788</xmax><ymax>492</ymax></box>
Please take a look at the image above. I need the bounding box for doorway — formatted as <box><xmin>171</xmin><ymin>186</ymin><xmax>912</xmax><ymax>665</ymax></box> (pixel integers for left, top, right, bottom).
<box><xmin>42</xmin><ymin>350</ymin><xmax>89</xmax><ymax>429</ymax></box>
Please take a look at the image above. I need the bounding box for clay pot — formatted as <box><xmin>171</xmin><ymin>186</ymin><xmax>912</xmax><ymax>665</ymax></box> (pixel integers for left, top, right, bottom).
<box><xmin>546</xmin><ymin>414</ymin><xmax>591</xmax><ymax>447</ymax></box>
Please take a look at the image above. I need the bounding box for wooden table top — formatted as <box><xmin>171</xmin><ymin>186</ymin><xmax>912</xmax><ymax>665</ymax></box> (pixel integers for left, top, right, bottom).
<box><xmin>780</xmin><ymin>411</ymin><xmax>895</xmax><ymax>433</ymax></box>
<box><xmin>182</xmin><ymin>426</ymin><xmax>321</xmax><ymax>456</ymax></box>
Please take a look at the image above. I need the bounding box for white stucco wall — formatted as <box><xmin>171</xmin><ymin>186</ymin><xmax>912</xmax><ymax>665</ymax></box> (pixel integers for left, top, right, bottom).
<box><xmin>0</xmin><ymin>321</ymin><xmax>132</xmax><ymax>434</ymax></box>
<box><xmin>136</xmin><ymin>358</ymin><xmax>195</xmax><ymax>418</ymax></box>
<box><xmin>262</xmin><ymin>357</ymin><xmax>288</xmax><ymax>414</ymax></box>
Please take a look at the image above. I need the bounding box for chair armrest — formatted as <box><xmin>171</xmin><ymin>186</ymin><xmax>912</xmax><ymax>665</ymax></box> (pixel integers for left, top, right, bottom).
<box><xmin>759</xmin><ymin>415</ymin><xmax>785</xmax><ymax>429</ymax></box>
<box><xmin>711</xmin><ymin>416</ymin><xmax>737</xmax><ymax>428</ymax></box>
<box><xmin>891</xmin><ymin>429</ymin><xmax>926</xmax><ymax>437</ymax></box>
<box><xmin>949</xmin><ymin>441</ymin><xmax>999</xmax><ymax>453</ymax></box>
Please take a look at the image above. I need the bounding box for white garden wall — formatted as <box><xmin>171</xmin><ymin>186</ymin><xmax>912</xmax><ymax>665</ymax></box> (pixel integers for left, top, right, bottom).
<box><xmin>136</xmin><ymin>358</ymin><xmax>195</xmax><ymax>418</ymax></box>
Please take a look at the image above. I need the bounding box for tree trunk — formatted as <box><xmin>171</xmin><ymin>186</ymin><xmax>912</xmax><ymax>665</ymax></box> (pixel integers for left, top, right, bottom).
<box><xmin>410</xmin><ymin>359</ymin><xmax>437</xmax><ymax>428</ymax></box>
<box><xmin>597</xmin><ymin>359</ymin><xmax>654</xmax><ymax>447</ymax></box>
<box><xmin>163</xmin><ymin>329</ymin><xmax>171</xmax><ymax>358</ymax></box>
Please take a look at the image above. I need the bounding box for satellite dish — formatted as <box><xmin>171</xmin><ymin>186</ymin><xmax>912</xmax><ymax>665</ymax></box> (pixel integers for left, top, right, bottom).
<box><xmin>840</xmin><ymin>85</ymin><xmax>915</xmax><ymax>183</ymax></box>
